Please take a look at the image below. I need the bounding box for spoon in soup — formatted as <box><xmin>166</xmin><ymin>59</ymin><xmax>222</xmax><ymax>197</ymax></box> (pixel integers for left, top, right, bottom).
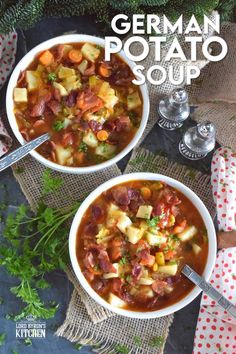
<box><xmin>0</xmin><ymin>133</ymin><xmax>49</xmax><ymax>172</ymax></box>
<box><xmin>182</xmin><ymin>264</ymin><xmax>236</xmax><ymax>319</ymax></box>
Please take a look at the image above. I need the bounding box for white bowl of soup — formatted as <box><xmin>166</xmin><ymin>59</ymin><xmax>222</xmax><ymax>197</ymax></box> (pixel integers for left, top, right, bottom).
<box><xmin>6</xmin><ymin>34</ymin><xmax>149</xmax><ymax>174</ymax></box>
<box><xmin>69</xmin><ymin>173</ymin><xmax>216</xmax><ymax>318</ymax></box>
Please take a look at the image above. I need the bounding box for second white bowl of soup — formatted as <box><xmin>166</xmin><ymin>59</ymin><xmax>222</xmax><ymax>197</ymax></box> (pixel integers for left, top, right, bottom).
<box><xmin>69</xmin><ymin>173</ymin><xmax>216</xmax><ymax>318</ymax></box>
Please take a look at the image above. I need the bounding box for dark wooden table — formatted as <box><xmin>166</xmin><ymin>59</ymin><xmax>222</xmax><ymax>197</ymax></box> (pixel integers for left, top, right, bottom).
<box><xmin>0</xmin><ymin>16</ymin><xmax>215</xmax><ymax>354</ymax></box>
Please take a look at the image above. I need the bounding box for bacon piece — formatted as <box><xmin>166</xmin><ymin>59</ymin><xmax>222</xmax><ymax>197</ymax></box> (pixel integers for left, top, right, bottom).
<box><xmin>55</xmin><ymin>44</ymin><xmax>64</xmax><ymax>61</ymax></box>
<box><xmin>152</xmin><ymin>202</ymin><xmax>165</xmax><ymax>217</ymax></box>
<box><xmin>98</xmin><ymin>250</ymin><xmax>117</xmax><ymax>273</ymax></box>
<box><xmin>30</xmin><ymin>91</ymin><xmax>52</xmax><ymax>117</ymax></box>
<box><xmin>138</xmin><ymin>250</ymin><xmax>155</xmax><ymax>267</ymax></box>
<box><xmin>77</xmin><ymin>119</ymin><xmax>89</xmax><ymax>131</ymax></box>
<box><xmin>53</xmin><ymin>87</ymin><xmax>61</xmax><ymax>101</ymax></box>
<box><xmin>84</xmin><ymin>223</ymin><xmax>98</xmax><ymax>237</ymax></box>
<box><xmin>88</xmin><ymin>120</ymin><xmax>102</xmax><ymax>133</ymax></box>
<box><xmin>163</xmin><ymin>188</ymin><xmax>181</xmax><ymax>205</ymax></box>
<box><xmin>91</xmin><ymin>205</ymin><xmax>103</xmax><ymax>220</ymax></box>
<box><xmin>91</xmin><ymin>278</ymin><xmax>109</xmax><ymax>295</ymax></box>
<box><xmin>111</xmin><ymin>278</ymin><xmax>123</xmax><ymax>294</ymax></box>
<box><xmin>103</xmin><ymin>120</ymin><xmax>116</xmax><ymax>132</ymax></box>
<box><xmin>64</xmin><ymin>90</ymin><xmax>78</xmax><ymax>107</ymax></box>
<box><xmin>132</xmin><ymin>263</ymin><xmax>142</xmax><ymax>282</ymax></box>
<box><xmin>152</xmin><ymin>280</ymin><xmax>167</xmax><ymax>296</ymax></box>
<box><xmin>84</xmin><ymin>63</ymin><xmax>95</xmax><ymax>76</ymax></box>
<box><xmin>83</xmin><ymin>269</ymin><xmax>95</xmax><ymax>282</ymax></box>
<box><xmin>17</xmin><ymin>70</ymin><xmax>26</xmax><ymax>86</ymax></box>
<box><xmin>61</xmin><ymin>132</ymin><xmax>74</xmax><ymax>146</ymax></box>
<box><xmin>76</xmin><ymin>89</ymin><xmax>104</xmax><ymax>116</ymax></box>
<box><xmin>84</xmin><ymin>251</ymin><xmax>96</xmax><ymax>269</ymax></box>
<box><xmin>20</xmin><ymin>128</ymin><xmax>30</xmax><ymax>141</ymax></box>
<box><xmin>47</xmin><ymin>99</ymin><xmax>61</xmax><ymax>115</ymax></box>
<box><xmin>108</xmin><ymin>237</ymin><xmax>124</xmax><ymax>262</ymax></box>
<box><xmin>115</xmin><ymin>116</ymin><xmax>131</xmax><ymax>132</ymax></box>
<box><xmin>111</xmin><ymin>186</ymin><xmax>130</xmax><ymax>206</ymax></box>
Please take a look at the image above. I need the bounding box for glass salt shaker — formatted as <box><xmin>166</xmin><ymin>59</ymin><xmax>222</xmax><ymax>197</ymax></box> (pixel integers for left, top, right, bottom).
<box><xmin>157</xmin><ymin>88</ymin><xmax>190</xmax><ymax>130</ymax></box>
<box><xmin>179</xmin><ymin>121</ymin><xmax>216</xmax><ymax>160</ymax></box>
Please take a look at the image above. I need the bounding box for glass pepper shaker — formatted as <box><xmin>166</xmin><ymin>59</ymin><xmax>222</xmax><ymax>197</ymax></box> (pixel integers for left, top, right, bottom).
<box><xmin>179</xmin><ymin>121</ymin><xmax>216</xmax><ymax>160</ymax></box>
<box><xmin>157</xmin><ymin>88</ymin><xmax>190</xmax><ymax>130</ymax></box>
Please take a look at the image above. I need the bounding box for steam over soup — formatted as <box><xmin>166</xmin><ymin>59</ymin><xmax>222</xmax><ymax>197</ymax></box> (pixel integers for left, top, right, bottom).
<box><xmin>14</xmin><ymin>43</ymin><xmax>142</xmax><ymax>167</ymax></box>
<box><xmin>76</xmin><ymin>180</ymin><xmax>208</xmax><ymax>312</ymax></box>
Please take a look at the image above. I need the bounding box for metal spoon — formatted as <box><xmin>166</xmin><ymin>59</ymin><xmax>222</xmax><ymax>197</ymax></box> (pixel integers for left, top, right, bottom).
<box><xmin>0</xmin><ymin>133</ymin><xmax>50</xmax><ymax>172</ymax></box>
<box><xmin>182</xmin><ymin>264</ymin><xmax>236</xmax><ymax>319</ymax></box>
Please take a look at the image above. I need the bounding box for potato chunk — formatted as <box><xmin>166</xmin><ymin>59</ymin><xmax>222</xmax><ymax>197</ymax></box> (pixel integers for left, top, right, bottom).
<box><xmin>82</xmin><ymin>131</ymin><xmax>98</xmax><ymax>148</ymax></box>
<box><xmin>158</xmin><ymin>264</ymin><xmax>178</xmax><ymax>276</ymax></box>
<box><xmin>126</xmin><ymin>226</ymin><xmax>143</xmax><ymax>244</ymax></box>
<box><xmin>81</xmin><ymin>43</ymin><xmax>100</xmax><ymax>62</ymax></box>
<box><xmin>136</xmin><ymin>205</ymin><xmax>153</xmax><ymax>219</ymax></box>
<box><xmin>116</xmin><ymin>215</ymin><xmax>132</xmax><ymax>234</ymax></box>
<box><xmin>127</xmin><ymin>91</ymin><xmax>142</xmax><ymax>110</ymax></box>
<box><xmin>178</xmin><ymin>226</ymin><xmax>198</xmax><ymax>242</ymax></box>
<box><xmin>108</xmin><ymin>293</ymin><xmax>127</xmax><ymax>308</ymax></box>
<box><xmin>26</xmin><ymin>71</ymin><xmax>41</xmax><ymax>91</ymax></box>
<box><xmin>14</xmin><ymin>88</ymin><xmax>28</xmax><ymax>103</ymax></box>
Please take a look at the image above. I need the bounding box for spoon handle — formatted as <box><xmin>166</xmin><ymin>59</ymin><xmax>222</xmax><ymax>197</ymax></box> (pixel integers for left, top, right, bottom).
<box><xmin>0</xmin><ymin>133</ymin><xmax>50</xmax><ymax>172</ymax></box>
<box><xmin>182</xmin><ymin>264</ymin><xmax>236</xmax><ymax>319</ymax></box>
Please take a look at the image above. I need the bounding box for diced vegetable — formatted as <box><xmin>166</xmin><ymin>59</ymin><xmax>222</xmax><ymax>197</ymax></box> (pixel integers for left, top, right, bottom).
<box><xmin>97</xmin><ymin>130</ymin><xmax>109</xmax><ymax>142</ymax></box>
<box><xmin>168</xmin><ymin>215</ymin><xmax>175</xmax><ymax>227</ymax></box>
<box><xmin>82</xmin><ymin>131</ymin><xmax>99</xmax><ymax>148</ymax></box>
<box><xmin>140</xmin><ymin>187</ymin><xmax>152</xmax><ymax>199</ymax></box>
<box><xmin>158</xmin><ymin>263</ymin><xmax>178</xmax><ymax>276</ymax></box>
<box><xmin>192</xmin><ymin>243</ymin><xmax>202</xmax><ymax>255</ymax></box>
<box><xmin>13</xmin><ymin>88</ymin><xmax>27</xmax><ymax>103</ymax></box>
<box><xmin>108</xmin><ymin>293</ymin><xmax>127</xmax><ymax>308</ymax></box>
<box><xmin>153</xmin><ymin>263</ymin><xmax>158</xmax><ymax>272</ymax></box>
<box><xmin>126</xmin><ymin>226</ymin><xmax>143</xmax><ymax>244</ymax></box>
<box><xmin>68</xmin><ymin>49</ymin><xmax>83</xmax><ymax>64</ymax></box>
<box><xmin>165</xmin><ymin>286</ymin><xmax>174</xmax><ymax>294</ymax></box>
<box><xmin>137</xmin><ymin>277</ymin><xmax>154</xmax><ymax>285</ymax></box>
<box><xmin>78</xmin><ymin>59</ymin><xmax>89</xmax><ymax>74</ymax></box>
<box><xmin>62</xmin><ymin>75</ymin><xmax>81</xmax><ymax>92</ymax></box>
<box><xmin>38</xmin><ymin>50</ymin><xmax>54</xmax><ymax>66</ymax></box>
<box><xmin>26</xmin><ymin>71</ymin><xmax>41</xmax><ymax>91</ymax></box>
<box><xmin>81</xmin><ymin>43</ymin><xmax>101</xmax><ymax>62</ymax></box>
<box><xmin>127</xmin><ymin>91</ymin><xmax>142</xmax><ymax>110</ymax></box>
<box><xmin>95</xmin><ymin>226</ymin><xmax>110</xmax><ymax>243</ymax></box>
<box><xmin>55</xmin><ymin>145</ymin><xmax>72</xmax><ymax>165</ymax></box>
<box><xmin>103</xmin><ymin>263</ymin><xmax>119</xmax><ymax>279</ymax></box>
<box><xmin>178</xmin><ymin>225</ymin><xmax>198</xmax><ymax>242</ymax></box>
<box><xmin>99</xmin><ymin>63</ymin><xmax>111</xmax><ymax>77</ymax></box>
<box><xmin>53</xmin><ymin>82</ymin><xmax>68</xmax><ymax>96</ymax></box>
<box><xmin>136</xmin><ymin>205</ymin><xmax>153</xmax><ymax>219</ymax></box>
<box><xmin>139</xmin><ymin>220</ymin><xmax>149</xmax><ymax>231</ymax></box>
<box><xmin>155</xmin><ymin>252</ymin><xmax>165</xmax><ymax>266</ymax></box>
<box><xmin>146</xmin><ymin>232</ymin><xmax>167</xmax><ymax>246</ymax></box>
<box><xmin>58</xmin><ymin>66</ymin><xmax>75</xmax><ymax>79</ymax></box>
<box><xmin>116</xmin><ymin>215</ymin><xmax>132</xmax><ymax>234</ymax></box>
<box><xmin>95</xmin><ymin>143</ymin><xmax>116</xmax><ymax>158</ymax></box>
<box><xmin>98</xmin><ymin>82</ymin><xmax>119</xmax><ymax>110</ymax></box>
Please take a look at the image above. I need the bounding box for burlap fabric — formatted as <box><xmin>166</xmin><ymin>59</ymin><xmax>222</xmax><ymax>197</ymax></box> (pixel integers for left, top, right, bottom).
<box><xmin>189</xmin><ymin>22</ymin><xmax>236</xmax><ymax>151</ymax></box>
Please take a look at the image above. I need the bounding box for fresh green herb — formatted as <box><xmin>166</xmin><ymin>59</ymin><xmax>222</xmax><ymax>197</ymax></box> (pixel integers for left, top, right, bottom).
<box><xmin>24</xmin><ymin>338</ymin><xmax>32</xmax><ymax>346</ymax></box>
<box><xmin>48</xmin><ymin>72</ymin><xmax>57</xmax><ymax>82</ymax></box>
<box><xmin>5</xmin><ymin>314</ymin><xmax>13</xmax><ymax>320</ymax></box>
<box><xmin>119</xmin><ymin>256</ymin><xmax>127</xmax><ymax>265</ymax></box>
<box><xmin>15</xmin><ymin>166</ymin><xmax>25</xmax><ymax>174</ymax></box>
<box><xmin>125</xmin><ymin>274</ymin><xmax>132</xmax><ymax>283</ymax></box>
<box><xmin>149</xmin><ymin>336</ymin><xmax>164</xmax><ymax>348</ymax></box>
<box><xmin>42</xmin><ymin>169</ymin><xmax>63</xmax><ymax>195</ymax></box>
<box><xmin>78</xmin><ymin>142</ymin><xmax>88</xmax><ymax>153</ymax></box>
<box><xmin>11</xmin><ymin>349</ymin><xmax>19</xmax><ymax>354</ymax></box>
<box><xmin>0</xmin><ymin>296</ymin><xmax>3</xmax><ymax>304</ymax></box>
<box><xmin>0</xmin><ymin>333</ymin><xmax>6</xmax><ymax>346</ymax></box>
<box><xmin>169</xmin><ymin>234</ymin><xmax>180</xmax><ymax>241</ymax></box>
<box><xmin>0</xmin><ymin>196</ymin><xmax>81</xmax><ymax>320</ymax></box>
<box><xmin>147</xmin><ymin>214</ymin><xmax>164</xmax><ymax>227</ymax></box>
<box><xmin>133</xmin><ymin>335</ymin><xmax>142</xmax><ymax>347</ymax></box>
<box><xmin>53</xmin><ymin>120</ymin><xmax>65</xmax><ymax>132</ymax></box>
<box><xmin>114</xmin><ymin>343</ymin><xmax>129</xmax><ymax>354</ymax></box>
<box><xmin>74</xmin><ymin>343</ymin><xmax>83</xmax><ymax>350</ymax></box>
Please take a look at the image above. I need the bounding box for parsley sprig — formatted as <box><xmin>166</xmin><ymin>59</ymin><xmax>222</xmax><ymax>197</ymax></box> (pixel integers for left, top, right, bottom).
<box><xmin>0</xmin><ymin>172</ymin><xmax>81</xmax><ymax>321</ymax></box>
<box><xmin>147</xmin><ymin>214</ymin><xmax>165</xmax><ymax>227</ymax></box>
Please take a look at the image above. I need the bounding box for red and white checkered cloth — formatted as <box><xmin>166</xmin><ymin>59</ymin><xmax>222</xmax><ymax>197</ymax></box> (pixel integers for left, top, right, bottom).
<box><xmin>193</xmin><ymin>147</ymin><xmax>236</xmax><ymax>354</ymax></box>
<box><xmin>0</xmin><ymin>31</ymin><xmax>17</xmax><ymax>157</ymax></box>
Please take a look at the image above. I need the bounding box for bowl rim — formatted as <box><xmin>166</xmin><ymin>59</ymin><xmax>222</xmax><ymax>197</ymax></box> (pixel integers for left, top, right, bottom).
<box><xmin>6</xmin><ymin>34</ymin><xmax>149</xmax><ymax>174</ymax></box>
<box><xmin>69</xmin><ymin>172</ymin><xmax>217</xmax><ymax>319</ymax></box>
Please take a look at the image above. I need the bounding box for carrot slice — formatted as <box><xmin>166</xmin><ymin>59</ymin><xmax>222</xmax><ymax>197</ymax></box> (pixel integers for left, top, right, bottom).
<box><xmin>98</xmin><ymin>63</ymin><xmax>111</xmax><ymax>77</ymax></box>
<box><xmin>68</xmin><ymin>49</ymin><xmax>83</xmax><ymax>63</ymax></box>
<box><xmin>38</xmin><ymin>50</ymin><xmax>54</xmax><ymax>66</ymax></box>
<box><xmin>97</xmin><ymin>130</ymin><xmax>109</xmax><ymax>141</ymax></box>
